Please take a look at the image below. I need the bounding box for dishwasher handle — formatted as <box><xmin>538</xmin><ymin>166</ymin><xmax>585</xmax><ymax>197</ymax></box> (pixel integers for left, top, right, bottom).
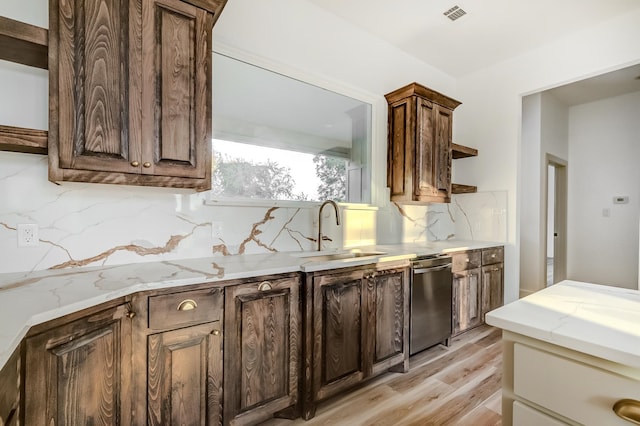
<box><xmin>412</xmin><ymin>263</ymin><xmax>452</xmax><ymax>274</ymax></box>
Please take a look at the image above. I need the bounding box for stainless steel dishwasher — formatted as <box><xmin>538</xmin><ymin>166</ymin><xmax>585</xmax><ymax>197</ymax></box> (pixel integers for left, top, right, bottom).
<box><xmin>410</xmin><ymin>254</ymin><xmax>453</xmax><ymax>355</ymax></box>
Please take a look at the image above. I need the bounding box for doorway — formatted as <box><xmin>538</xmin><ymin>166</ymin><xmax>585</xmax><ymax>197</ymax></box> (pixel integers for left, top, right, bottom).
<box><xmin>545</xmin><ymin>154</ymin><xmax>567</xmax><ymax>286</ymax></box>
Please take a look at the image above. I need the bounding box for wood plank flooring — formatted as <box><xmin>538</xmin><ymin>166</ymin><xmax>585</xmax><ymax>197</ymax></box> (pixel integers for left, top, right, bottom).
<box><xmin>262</xmin><ymin>325</ymin><xmax>502</xmax><ymax>426</ymax></box>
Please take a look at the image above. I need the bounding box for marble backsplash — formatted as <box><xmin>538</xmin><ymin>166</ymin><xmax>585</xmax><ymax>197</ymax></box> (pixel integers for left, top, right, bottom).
<box><xmin>0</xmin><ymin>152</ymin><xmax>507</xmax><ymax>274</ymax></box>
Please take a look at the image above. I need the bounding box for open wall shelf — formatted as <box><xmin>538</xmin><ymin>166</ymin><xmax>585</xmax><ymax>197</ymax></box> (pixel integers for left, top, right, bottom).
<box><xmin>0</xmin><ymin>16</ymin><xmax>49</xmax><ymax>154</ymax></box>
<box><xmin>452</xmin><ymin>143</ymin><xmax>478</xmax><ymax>194</ymax></box>
<box><xmin>451</xmin><ymin>183</ymin><xmax>478</xmax><ymax>194</ymax></box>
<box><xmin>452</xmin><ymin>143</ymin><xmax>478</xmax><ymax>159</ymax></box>
<box><xmin>0</xmin><ymin>16</ymin><xmax>48</xmax><ymax>69</ymax></box>
<box><xmin>0</xmin><ymin>125</ymin><xmax>48</xmax><ymax>154</ymax></box>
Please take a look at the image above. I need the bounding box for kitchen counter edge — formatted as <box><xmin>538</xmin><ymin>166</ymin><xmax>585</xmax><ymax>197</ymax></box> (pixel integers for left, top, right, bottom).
<box><xmin>0</xmin><ymin>240</ymin><xmax>502</xmax><ymax>370</ymax></box>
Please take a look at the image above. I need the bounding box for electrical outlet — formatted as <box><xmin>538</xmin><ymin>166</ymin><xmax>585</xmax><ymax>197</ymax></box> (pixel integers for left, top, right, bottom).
<box><xmin>17</xmin><ymin>223</ymin><xmax>39</xmax><ymax>247</ymax></box>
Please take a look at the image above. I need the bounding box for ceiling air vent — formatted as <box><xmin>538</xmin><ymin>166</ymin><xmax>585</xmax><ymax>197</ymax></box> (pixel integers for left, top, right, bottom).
<box><xmin>444</xmin><ymin>5</ymin><xmax>467</xmax><ymax>21</ymax></box>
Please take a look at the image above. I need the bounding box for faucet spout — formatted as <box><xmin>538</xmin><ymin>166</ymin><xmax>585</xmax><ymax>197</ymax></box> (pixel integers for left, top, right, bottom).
<box><xmin>317</xmin><ymin>200</ymin><xmax>341</xmax><ymax>251</ymax></box>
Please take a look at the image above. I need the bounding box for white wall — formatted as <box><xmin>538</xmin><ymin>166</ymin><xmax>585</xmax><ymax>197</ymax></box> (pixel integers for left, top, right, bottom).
<box><xmin>519</xmin><ymin>94</ymin><xmax>544</xmax><ymax>293</ymax></box>
<box><xmin>519</xmin><ymin>91</ymin><xmax>568</xmax><ymax>295</ymax></box>
<box><xmin>567</xmin><ymin>91</ymin><xmax>640</xmax><ymax>289</ymax></box>
<box><xmin>455</xmin><ymin>8</ymin><xmax>640</xmax><ymax>302</ymax></box>
<box><xmin>547</xmin><ymin>165</ymin><xmax>555</xmax><ymax>259</ymax></box>
<box><xmin>0</xmin><ymin>0</ymin><xmax>458</xmax><ymax>273</ymax></box>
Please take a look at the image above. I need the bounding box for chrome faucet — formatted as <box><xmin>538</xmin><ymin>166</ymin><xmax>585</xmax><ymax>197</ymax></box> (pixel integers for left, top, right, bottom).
<box><xmin>317</xmin><ymin>200</ymin><xmax>341</xmax><ymax>251</ymax></box>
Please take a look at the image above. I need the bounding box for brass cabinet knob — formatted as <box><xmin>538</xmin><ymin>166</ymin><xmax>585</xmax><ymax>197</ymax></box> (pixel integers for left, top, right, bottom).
<box><xmin>143</xmin><ymin>162</ymin><xmax>151</xmax><ymax>168</ymax></box>
<box><xmin>258</xmin><ymin>281</ymin><xmax>272</xmax><ymax>291</ymax></box>
<box><xmin>177</xmin><ymin>299</ymin><xmax>198</xmax><ymax>311</ymax></box>
<box><xmin>212</xmin><ymin>330</ymin><xmax>221</xmax><ymax>336</ymax></box>
<box><xmin>126</xmin><ymin>311</ymin><xmax>136</xmax><ymax>319</ymax></box>
<box><xmin>613</xmin><ymin>399</ymin><xmax>640</xmax><ymax>424</ymax></box>
<box><xmin>131</xmin><ymin>161</ymin><xmax>139</xmax><ymax>167</ymax></box>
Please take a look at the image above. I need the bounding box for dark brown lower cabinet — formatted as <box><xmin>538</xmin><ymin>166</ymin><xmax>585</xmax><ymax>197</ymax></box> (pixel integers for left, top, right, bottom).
<box><xmin>302</xmin><ymin>262</ymin><xmax>410</xmax><ymax>420</ymax></box>
<box><xmin>481</xmin><ymin>263</ymin><xmax>504</xmax><ymax>319</ymax></box>
<box><xmin>147</xmin><ymin>321</ymin><xmax>223</xmax><ymax>426</ymax></box>
<box><xmin>452</xmin><ymin>268</ymin><xmax>483</xmax><ymax>335</ymax></box>
<box><xmin>224</xmin><ymin>275</ymin><xmax>301</xmax><ymax>426</ymax></box>
<box><xmin>14</xmin><ymin>265</ymin><xmax>412</xmax><ymax>425</ymax></box>
<box><xmin>24</xmin><ymin>303</ymin><xmax>133</xmax><ymax>425</ymax></box>
<box><xmin>0</xmin><ymin>346</ymin><xmax>20</xmax><ymax>426</ymax></box>
<box><xmin>452</xmin><ymin>246</ymin><xmax>505</xmax><ymax>336</ymax></box>
<box><xmin>130</xmin><ymin>285</ymin><xmax>224</xmax><ymax>425</ymax></box>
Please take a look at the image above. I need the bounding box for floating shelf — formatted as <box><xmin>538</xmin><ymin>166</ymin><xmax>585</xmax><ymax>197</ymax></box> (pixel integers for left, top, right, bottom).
<box><xmin>0</xmin><ymin>17</ymin><xmax>49</xmax><ymax>154</ymax></box>
<box><xmin>452</xmin><ymin>183</ymin><xmax>477</xmax><ymax>194</ymax></box>
<box><xmin>0</xmin><ymin>125</ymin><xmax>48</xmax><ymax>154</ymax></box>
<box><xmin>0</xmin><ymin>16</ymin><xmax>48</xmax><ymax>69</ymax></box>
<box><xmin>452</xmin><ymin>143</ymin><xmax>478</xmax><ymax>159</ymax></box>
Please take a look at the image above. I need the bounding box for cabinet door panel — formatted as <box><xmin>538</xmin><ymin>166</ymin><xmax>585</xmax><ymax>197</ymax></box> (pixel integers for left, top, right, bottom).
<box><xmin>225</xmin><ymin>277</ymin><xmax>300</xmax><ymax>425</ymax></box>
<box><xmin>453</xmin><ymin>269</ymin><xmax>482</xmax><ymax>335</ymax></box>
<box><xmin>238</xmin><ymin>290</ymin><xmax>289</xmax><ymax>409</ymax></box>
<box><xmin>482</xmin><ymin>263</ymin><xmax>504</xmax><ymax>318</ymax></box>
<box><xmin>143</xmin><ymin>0</ymin><xmax>212</xmax><ymax>179</ymax></box>
<box><xmin>312</xmin><ymin>270</ymin><xmax>367</xmax><ymax>403</ymax></box>
<box><xmin>388</xmin><ymin>99</ymin><xmax>411</xmax><ymax>197</ymax></box>
<box><xmin>147</xmin><ymin>321</ymin><xmax>222</xmax><ymax>426</ymax></box>
<box><xmin>322</xmin><ymin>281</ymin><xmax>363</xmax><ymax>383</ymax></box>
<box><xmin>0</xmin><ymin>346</ymin><xmax>20</xmax><ymax>426</ymax></box>
<box><xmin>434</xmin><ymin>105</ymin><xmax>452</xmax><ymax>195</ymax></box>
<box><xmin>53</xmin><ymin>0</ymin><xmax>135</xmax><ymax>173</ymax></box>
<box><xmin>415</xmin><ymin>97</ymin><xmax>435</xmax><ymax>197</ymax></box>
<box><xmin>373</xmin><ymin>272</ymin><xmax>404</xmax><ymax>363</ymax></box>
<box><xmin>25</xmin><ymin>304</ymin><xmax>131</xmax><ymax>425</ymax></box>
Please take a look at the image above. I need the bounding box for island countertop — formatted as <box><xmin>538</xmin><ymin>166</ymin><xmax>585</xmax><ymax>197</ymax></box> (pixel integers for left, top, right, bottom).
<box><xmin>485</xmin><ymin>280</ymin><xmax>640</xmax><ymax>369</ymax></box>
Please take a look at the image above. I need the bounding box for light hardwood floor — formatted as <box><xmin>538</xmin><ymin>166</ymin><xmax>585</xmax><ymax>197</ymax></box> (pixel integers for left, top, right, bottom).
<box><xmin>263</xmin><ymin>325</ymin><xmax>502</xmax><ymax>426</ymax></box>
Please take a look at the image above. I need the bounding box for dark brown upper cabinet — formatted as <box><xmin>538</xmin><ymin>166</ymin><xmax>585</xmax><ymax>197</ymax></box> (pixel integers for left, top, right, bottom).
<box><xmin>386</xmin><ymin>83</ymin><xmax>461</xmax><ymax>204</ymax></box>
<box><xmin>48</xmin><ymin>0</ymin><xmax>227</xmax><ymax>190</ymax></box>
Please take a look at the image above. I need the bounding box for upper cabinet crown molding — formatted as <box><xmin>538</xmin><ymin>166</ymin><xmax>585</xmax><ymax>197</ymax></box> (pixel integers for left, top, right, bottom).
<box><xmin>385</xmin><ymin>82</ymin><xmax>461</xmax><ymax>111</ymax></box>
<box><xmin>181</xmin><ymin>0</ymin><xmax>227</xmax><ymax>20</ymax></box>
<box><xmin>47</xmin><ymin>0</ymin><xmax>227</xmax><ymax>191</ymax></box>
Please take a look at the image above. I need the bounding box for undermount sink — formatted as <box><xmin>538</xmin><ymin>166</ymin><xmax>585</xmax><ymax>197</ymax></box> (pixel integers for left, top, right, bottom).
<box><xmin>293</xmin><ymin>249</ymin><xmax>387</xmax><ymax>263</ymax></box>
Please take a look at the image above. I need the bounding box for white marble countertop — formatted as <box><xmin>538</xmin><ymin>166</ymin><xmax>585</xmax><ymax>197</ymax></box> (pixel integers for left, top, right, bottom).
<box><xmin>486</xmin><ymin>280</ymin><xmax>640</xmax><ymax>369</ymax></box>
<box><xmin>0</xmin><ymin>240</ymin><xmax>501</xmax><ymax>370</ymax></box>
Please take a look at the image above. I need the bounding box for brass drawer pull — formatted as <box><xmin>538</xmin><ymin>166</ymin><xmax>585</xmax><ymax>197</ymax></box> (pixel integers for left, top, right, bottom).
<box><xmin>143</xmin><ymin>162</ymin><xmax>151</xmax><ymax>168</ymax></box>
<box><xmin>491</xmin><ymin>253</ymin><xmax>496</xmax><ymax>258</ymax></box>
<box><xmin>131</xmin><ymin>161</ymin><xmax>139</xmax><ymax>167</ymax></box>
<box><xmin>258</xmin><ymin>281</ymin><xmax>272</xmax><ymax>291</ymax></box>
<box><xmin>177</xmin><ymin>299</ymin><xmax>198</xmax><ymax>311</ymax></box>
<box><xmin>613</xmin><ymin>399</ymin><xmax>640</xmax><ymax>424</ymax></box>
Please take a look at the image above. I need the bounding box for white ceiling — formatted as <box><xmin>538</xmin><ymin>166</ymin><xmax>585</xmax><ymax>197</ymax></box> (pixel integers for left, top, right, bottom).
<box><xmin>546</xmin><ymin>63</ymin><xmax>640</xmax><ymax>106</ymax></box>
<box><xmin>307</xmin><ymin>0</ymin><xmax>640</xmax><ymax>105</ymax></box>
<box><xmin>307</xmin><ymin>0</ymin><xmax>640</xmax><ymax>78</ymax></box>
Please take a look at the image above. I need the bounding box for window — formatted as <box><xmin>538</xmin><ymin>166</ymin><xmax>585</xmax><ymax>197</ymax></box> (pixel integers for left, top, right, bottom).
<box><xmin>211</xmin><ymin>53</ymin><xmax>372</xmax><ymax>203</ymax></box>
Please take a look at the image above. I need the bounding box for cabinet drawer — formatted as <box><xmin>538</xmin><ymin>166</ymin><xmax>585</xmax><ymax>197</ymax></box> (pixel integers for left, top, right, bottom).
<box><xmin>513</xmin><ymin>401</ymin><xmax>567</xmax><ymax>426</ymax></box>
<box><xmin>514</xmin><ymin>343</ymin><xmax>640</xmax><ymax>425</ymax></box>
<box><xmin>482</xmin><ymin>247</ymin><xmax>503</xmax><ymax>265</ymax></box>
<box><xmin>451</xmin><ymin>250</ymin><xmax>481</xmax><ymax>272</ymax></box>
<box><xmin>148</xmin><ymin>287</ymin><xmax>223</xmax><ymax>330</ymax></box>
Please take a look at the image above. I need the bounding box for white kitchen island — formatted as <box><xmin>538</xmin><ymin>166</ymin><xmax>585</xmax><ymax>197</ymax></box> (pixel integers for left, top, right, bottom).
<box><xmin>486</xmin><ymin>280</ymin><xmax>640</xmax><ymax>426</ymax></box>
